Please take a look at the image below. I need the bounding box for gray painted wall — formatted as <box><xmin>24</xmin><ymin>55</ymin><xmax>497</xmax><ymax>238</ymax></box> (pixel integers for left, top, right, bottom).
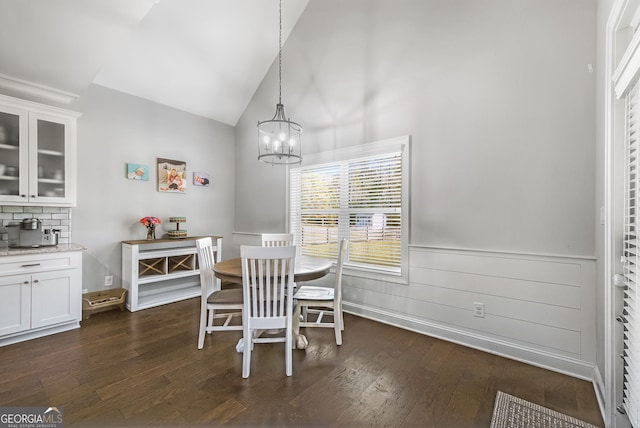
<box><xmin>234</xmin><ymin>0</ymin><xmax>599</xmax><ymax>379</ymax></box>
<box><xmin>72</xmin><ymin>84</ymin><xmax>236</xmax><ymax>292</ymax></box>
<box><xmin>236</xmin><ymin>0</ymin><xmax>597</xmax><ymax>257</ymax></box>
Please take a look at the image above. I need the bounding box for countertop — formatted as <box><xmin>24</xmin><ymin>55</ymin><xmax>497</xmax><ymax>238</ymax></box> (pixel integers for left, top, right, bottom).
<box><xmin>0</xmin><ymin>243</ymin><xmax>86</xmax><ymax>257</ymax></box>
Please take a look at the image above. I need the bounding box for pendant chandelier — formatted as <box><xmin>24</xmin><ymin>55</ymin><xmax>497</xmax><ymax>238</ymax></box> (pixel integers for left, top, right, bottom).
<box><xmin>257</xmin><ymin>0</ymin><xmax>302</xmax><ymax>165</ymax></box>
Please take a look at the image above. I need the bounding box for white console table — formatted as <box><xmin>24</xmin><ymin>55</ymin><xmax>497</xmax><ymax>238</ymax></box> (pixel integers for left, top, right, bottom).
<box><xmin>121</xmin><ymin>236</ymin><xmax>221</xmax><ymax>311</ymax></box>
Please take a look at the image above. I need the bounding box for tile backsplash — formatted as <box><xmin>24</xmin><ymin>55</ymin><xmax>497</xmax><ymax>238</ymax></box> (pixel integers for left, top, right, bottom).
<box><xmin>0</xmin><ymin>206</ymin><xmax>72</xmax><ymax>248</ymax></box>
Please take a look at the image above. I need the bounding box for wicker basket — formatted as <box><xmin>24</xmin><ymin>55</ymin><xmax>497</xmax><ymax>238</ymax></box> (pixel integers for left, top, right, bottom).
<box><xmin>82</xmin><ymin>288</ymin><xmax>127</xmax><ymax>319</ymax></box>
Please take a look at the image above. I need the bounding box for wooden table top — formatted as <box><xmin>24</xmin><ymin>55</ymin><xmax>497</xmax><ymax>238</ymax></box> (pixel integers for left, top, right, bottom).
<box><xmin>214</xmin><ymin>255</ymin><xmax>332</xmax><ymax>284</ymax></box>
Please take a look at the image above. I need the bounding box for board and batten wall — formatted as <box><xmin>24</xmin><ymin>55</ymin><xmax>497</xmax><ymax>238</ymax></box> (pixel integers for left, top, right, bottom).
<box><xmin>234</xmin><ymin>0</ymin><xmax>597</xmax><ymax>380</ymax></box>
<box><xmin>349</xmin><ymin>247</ymin><xmax>596</xmax><ymax>379</ymax></box>
<box><xmin>231</xmin><ymin>233</ymin><xmax>597</xmax><ymax>379</ymax></box>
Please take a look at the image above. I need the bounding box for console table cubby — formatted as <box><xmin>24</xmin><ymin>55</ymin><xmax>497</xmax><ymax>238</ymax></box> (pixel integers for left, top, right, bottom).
<box><xmin>121</xmin><ymin>236</ymin><xmax>222</xmax><ymax>311</ymax></box>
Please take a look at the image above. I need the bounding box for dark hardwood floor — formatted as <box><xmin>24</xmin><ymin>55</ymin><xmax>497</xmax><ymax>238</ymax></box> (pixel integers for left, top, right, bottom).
<box><xmin>0</xmin><ymin>298</ymin><xmax>604</xmax><ymax>427</ymax></box>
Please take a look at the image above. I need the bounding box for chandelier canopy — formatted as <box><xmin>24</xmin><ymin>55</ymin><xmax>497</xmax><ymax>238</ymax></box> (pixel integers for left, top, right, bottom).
<box><xmin>257</xmin><ymin>0</ymin><xmax>302</xmax><ymax>165</ymax></box>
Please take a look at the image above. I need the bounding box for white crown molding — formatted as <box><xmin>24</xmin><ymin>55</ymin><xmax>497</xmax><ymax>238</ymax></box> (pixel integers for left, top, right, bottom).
<box><xmin>0</xmin><ymin>73</ymin><xmax>79</xmax><ymax>104</ymax></box>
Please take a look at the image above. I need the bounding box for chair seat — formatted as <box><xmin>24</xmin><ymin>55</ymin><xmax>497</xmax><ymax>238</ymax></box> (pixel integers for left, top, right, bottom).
<box><xmin>207</xmin><ymin>287</ymin><xmax>243</xmax><ymax>304</ymax></box>
<box><xmin>294</xmin><ymin>285</ymin><xmax>334</xmax><ymax>301</ymax></box>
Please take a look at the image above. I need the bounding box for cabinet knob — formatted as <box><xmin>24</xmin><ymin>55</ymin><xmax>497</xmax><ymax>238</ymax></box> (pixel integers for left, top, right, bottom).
<box><xmin>23</xmin><ymin>281</ymin><xmax>29</xmax><ymax>284</ymax></box>
<box><xmin>33</xmin><ymin>279</ymin><xmax>39</xmax><ymax>283</ymax></box>
<box><xmin>20</xmin><ymin>194</ymin><xmax>26</xmax><ymax>198</ymax></box>
<box><xmin>30</xmin><ymin>195</ymin><xmax>36</xmax><ymax>198</ymax></box>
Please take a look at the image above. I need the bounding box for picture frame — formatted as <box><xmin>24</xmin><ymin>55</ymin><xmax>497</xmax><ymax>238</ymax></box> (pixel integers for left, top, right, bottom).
<box><xmin>157</xmin><ymin>158</ymin><xmax>187</xmax><ymax>193</ymax></box>
<box><xmin>193</xmin><ymin>172</ymin><xmax>210</xmax><ymax>187</ymax></box>
<box><xmin>126</xmin><ymin>163</ymin><xmax>149</xmax><ymax>181</ymax></box>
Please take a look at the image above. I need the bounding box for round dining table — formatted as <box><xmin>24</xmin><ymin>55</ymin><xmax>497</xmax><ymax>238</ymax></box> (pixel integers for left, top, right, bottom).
<box><xmin>213</xmin><ymin>255</ymin><xmax>332</xmax><ymax>285</ymax></box>
<box><xmin>213</xmin><ymin>255</ymin><xmax>332</xmax><ymax>350</ymax></box>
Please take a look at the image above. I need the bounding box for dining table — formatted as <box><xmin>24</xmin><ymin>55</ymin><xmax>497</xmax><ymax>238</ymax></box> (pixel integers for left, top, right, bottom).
<box><xmin>213</xmin><ymin>255</ymin><xmax>332</xmax><ymax>285</ymax></box>
<box><xmin>213</xmin><ymin>255</ymin><xmax>332</xmax><ymax>350</ymax></box>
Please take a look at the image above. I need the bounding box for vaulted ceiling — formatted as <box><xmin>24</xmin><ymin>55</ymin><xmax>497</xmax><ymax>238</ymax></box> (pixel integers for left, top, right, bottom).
<box><xmin>0</xmin><ymin>0</ymin><xmax>308</xmax><ymax>125</ymax></box>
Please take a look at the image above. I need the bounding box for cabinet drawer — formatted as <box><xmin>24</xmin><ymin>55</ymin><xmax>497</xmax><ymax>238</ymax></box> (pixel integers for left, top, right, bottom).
<box><xmin>0</xmin><ymin>253</ymin><xmax>79</xmax><ymax>276</ymax></box>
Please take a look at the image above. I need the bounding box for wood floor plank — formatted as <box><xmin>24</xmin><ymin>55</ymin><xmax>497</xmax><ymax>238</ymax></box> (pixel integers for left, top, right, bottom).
<box><xmin>0</xmin><ymin>297</ymin><xmax>604</xmax><ymax>427</ymax></box>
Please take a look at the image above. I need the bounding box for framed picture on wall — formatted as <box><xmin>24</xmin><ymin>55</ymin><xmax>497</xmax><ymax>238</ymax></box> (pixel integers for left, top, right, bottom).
<box><xmin>157</xmin><ymin>158</ymin><xmax>187</xmax><ymax>193</ymax></box>
<box><xmin>126</xmin><ymin>163</ymin><xmax>149</xmax><ymax>181</ymax></box>
<box><xmin>193</xmin><ymin>172</ymin><xmax>210</xmax><ymax>187</ymax></box>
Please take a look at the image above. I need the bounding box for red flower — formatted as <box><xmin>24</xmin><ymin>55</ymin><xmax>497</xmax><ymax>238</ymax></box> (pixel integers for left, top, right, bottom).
<box><xmin>139</xmin><ymin>216</ymin><xmax>161</xmax><ymax>227</ymax></box>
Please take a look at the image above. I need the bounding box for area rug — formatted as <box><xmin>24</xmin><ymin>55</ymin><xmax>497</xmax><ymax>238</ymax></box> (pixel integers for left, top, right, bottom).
<box><xmin>490</xmin><ymin>391</ymin><xmax>601</xmax><ymax>428</ymax></box>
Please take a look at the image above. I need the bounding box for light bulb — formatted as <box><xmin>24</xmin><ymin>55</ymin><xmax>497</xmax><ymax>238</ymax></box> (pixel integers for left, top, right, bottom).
<box><xmin>279</xmin><ymin>132</ymin><xmax>286</xmax><ymax>141</ymax></box>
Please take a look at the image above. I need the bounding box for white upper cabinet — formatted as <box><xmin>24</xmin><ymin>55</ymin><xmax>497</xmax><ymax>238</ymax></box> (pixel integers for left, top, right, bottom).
<box><xmin>0</xmin><ymin>94</ymin><xmax>81</xmax><ymax>206</ymax></box>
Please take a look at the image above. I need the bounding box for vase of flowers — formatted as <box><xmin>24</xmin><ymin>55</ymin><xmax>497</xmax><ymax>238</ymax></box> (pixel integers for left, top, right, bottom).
<box><xmin>140</xmin><ymin>216</ymin><xmax>161</xmax><ymax>240</ymax></box>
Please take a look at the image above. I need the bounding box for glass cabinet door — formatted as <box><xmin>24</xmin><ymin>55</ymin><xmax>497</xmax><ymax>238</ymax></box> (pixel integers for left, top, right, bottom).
<box><xmin>0</xmin><ymin>108</ymin><xmax>27</xmax><ymax>201</ymax></box>
<box><xmin>33</xmin><ymin>117</ymin><xmax>66</xmax><ymax>199</ymax></box>
<box><xmin>0</xmin><ymin>94</ymin><xmax>78</xmax><ymax>207</ymax></box>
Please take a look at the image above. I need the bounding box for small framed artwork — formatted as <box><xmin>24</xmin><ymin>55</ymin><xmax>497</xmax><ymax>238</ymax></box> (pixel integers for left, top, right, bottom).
<box><xmin>193</xmin><ymin>172</ymin><xmax>210</xmax><ymax>187</ymax></box>
<box><xmin>157</xmin><ymin>158</ymin><xmax>187</xmax><ymax>193</ymax></box>
<box><xmin>126</xmin><ymin>163</ymin><xmax>149</xmax><ymax>181</ymax></box>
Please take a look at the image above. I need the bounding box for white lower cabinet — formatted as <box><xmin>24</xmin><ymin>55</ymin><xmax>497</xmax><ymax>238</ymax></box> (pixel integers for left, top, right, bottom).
<box><xmin>0</xmin><ymin>275</ymin><xmax>30</xmax><ymax>336</ymax></box>
<box><xmin>0</xmin><ymin>250</ymin><xmax>82</xmax><ymax>346</ymax></box>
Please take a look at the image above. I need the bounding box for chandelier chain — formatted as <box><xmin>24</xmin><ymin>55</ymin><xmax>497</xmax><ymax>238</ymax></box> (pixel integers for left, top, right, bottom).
<box><xmin>278</xmin><ymin>0</ymin><xmax>282</xmax><ymax>105</ymax></box>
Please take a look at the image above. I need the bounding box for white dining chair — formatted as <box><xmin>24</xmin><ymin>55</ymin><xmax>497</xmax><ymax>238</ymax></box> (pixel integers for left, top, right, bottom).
<box><xmin>293</xmin><ymin>239</ymin><xmax>348</xmax><ymax>345</ymax></box>
<box><xmin>240</xmin><ymin>245</ymin><xmax>296</xmax><ymax>378</ymax></box>
<box><xmin>196</xmin><ymin>237</ymin><xmax>243</xmax><ymax>349</ymax></box>
<box><xmin>261</xmin><ymin>233</ymin><xmax>293</xmax><ymax>247</ymax></box>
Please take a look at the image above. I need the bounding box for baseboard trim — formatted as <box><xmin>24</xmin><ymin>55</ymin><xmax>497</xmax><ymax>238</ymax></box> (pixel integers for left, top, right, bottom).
<box><xmin>0</xmin><ymin>321</ymin><xmax>80</xmax><ymax>347</ymax></box>
<box><xmin>344</xmin><ymin>302</ymin><xmax>596</xmax><ymax>381</ymax></box>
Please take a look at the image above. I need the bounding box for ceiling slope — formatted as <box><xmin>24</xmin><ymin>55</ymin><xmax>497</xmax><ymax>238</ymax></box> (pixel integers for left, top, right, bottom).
<box><xmin>0</xmin><ymin>0</ymin><xmax>308</xmax><ymax>125</ymax></box>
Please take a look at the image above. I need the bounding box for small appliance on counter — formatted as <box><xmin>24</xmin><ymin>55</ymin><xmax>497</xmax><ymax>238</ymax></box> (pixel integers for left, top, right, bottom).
<box><xmin>8</xmin><ymin>219</ymin><xmax>60</xmax><ymax>248</ymax></box>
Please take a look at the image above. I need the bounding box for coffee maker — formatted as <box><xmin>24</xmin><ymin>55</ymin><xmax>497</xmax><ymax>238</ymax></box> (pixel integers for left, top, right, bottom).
<box><xmin>8</xmin><ymin>219</ymin><xmax>60</xmax><ymax>248</ymax></box>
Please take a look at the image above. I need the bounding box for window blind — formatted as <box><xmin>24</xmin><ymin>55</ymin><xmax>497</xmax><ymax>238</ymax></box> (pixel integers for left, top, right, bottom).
<box><xmin>290</xmin><ymin>151</ymin><xmax>403</xmax><ymax>272</ymax></box>
<box><xmin>623</xmin><ymin>82</ymin><xmax>640</xmax><ymax>428</ymax></box>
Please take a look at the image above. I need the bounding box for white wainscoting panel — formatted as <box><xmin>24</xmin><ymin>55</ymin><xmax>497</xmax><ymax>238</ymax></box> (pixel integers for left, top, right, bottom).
<box><xmin>230</xmin><ymin>232</ymin><xmax>262</xmax><ymax>258</ymax></box>
<box><xmin>229</xmin><ymin>234</ymin><xmax>598</xmax><ymax>380</ymax></box>
<box><xmin>342</xmin><ymin>246</ymin><xmax>597</xmax><ymax>380</ymax></box>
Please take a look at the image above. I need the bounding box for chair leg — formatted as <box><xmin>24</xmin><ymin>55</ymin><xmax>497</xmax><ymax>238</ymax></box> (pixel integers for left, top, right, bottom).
<box><xmin>198</xmin><ymin>307</ymin><xmax>207</xmax><ymax>349</ymax></box>
<box><xmin>337</xmin><ymin>301</ymin><xmax>344</xmax><ymax>330</ymax></box>
<box><xmin>242</xmin><ymin>331</ymin><xmax>252</xmax><ymax>378</ymax></box>
<box><xmin>285</xmin><ymin>325</ymin><xmax>293</xmax><ymax>376</ymax></box>
<box><xmin>335</xmin><ymin>305</ymin><xmax>343</xmax><ymax>345</ymax></box>
<box><xmin>208</xmin><ymin>309</ymin><xmax>214</xmax><ymax>332</ymax></box>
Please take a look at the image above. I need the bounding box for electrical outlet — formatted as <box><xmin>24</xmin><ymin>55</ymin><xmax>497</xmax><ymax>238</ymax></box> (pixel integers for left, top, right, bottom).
<box><xmin>82</xmin><ymin>288</ymin><xmax>88</xmax><ymax>294</ymax></box>
<box><xmin>104</xmin><ymin>275</ymin><xmax>113</xmax><ymax>287</ymax></box>
<box><xmin>473</xmin><ymin>302</ymin><xmax>485</xmax><ymax>318</ymax></box>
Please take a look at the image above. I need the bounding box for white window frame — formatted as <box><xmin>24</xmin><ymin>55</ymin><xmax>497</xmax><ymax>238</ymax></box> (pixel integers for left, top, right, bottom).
<box><xmin>287</xmin><ymin>136</ymin><xmax>410</xmax><ymax>284</ymax></box>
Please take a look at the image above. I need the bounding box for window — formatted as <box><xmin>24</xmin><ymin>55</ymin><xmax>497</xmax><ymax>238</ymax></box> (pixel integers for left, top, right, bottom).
<box><xmin>289</xmin><ymin>136</ymin><xmax>409</xmax><ymax>280</ymax></box>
